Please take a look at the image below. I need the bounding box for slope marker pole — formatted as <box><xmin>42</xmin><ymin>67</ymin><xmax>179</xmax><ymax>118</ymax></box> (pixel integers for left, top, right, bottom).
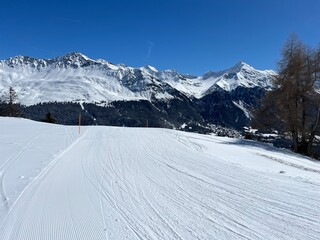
<box><xmin>78</xmin><ymin>113</ymin><xmax>81</xmax><ymax>134</ymax></box>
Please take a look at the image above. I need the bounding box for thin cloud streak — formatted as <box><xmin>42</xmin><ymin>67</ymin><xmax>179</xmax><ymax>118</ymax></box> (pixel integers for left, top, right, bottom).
<box><xmin>58</xmin><ymin>17</ymin><xmax>82</xmax><ymax>23</ymax></box>
<box><xmin>146</xmin><ymin>41</ymin><xmax>155</xmax><ymax>59</ymax></box>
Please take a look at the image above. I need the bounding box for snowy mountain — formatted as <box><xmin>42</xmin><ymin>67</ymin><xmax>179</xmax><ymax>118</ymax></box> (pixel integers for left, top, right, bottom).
<box><xmin>0</xmin><ymin>53</ymin><xmax>177</xmax><ymax>106</ymax></box>
<box><xmin>0</xmin><ymin>53</ymin><xmax>275</xmax><ymax>106</ymax></box>
<box><xmin>158</xmin><ymin>61</ymin><xmax>275</xmax><ymax>98</ymax></box>
<box><xmin>202</xmin><ymin>62</ymin><xmax>274</xmax><ymax>93</ymax></box>
<box><xmin>0</xmin><ymin>53</ymin><xmax>276</xmax><ymax>130</ymax></box>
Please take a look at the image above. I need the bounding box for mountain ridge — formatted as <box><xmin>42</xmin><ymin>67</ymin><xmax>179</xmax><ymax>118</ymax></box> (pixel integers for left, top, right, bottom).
<box><xmin>0</xmin><ymin>53</ymin><xmax>275</xmax><ymax>106</ymax></box>
<box><xmin>0</xmin><ymin>53</ymin><xmax>276</xmax><ymax>130</ymax></box>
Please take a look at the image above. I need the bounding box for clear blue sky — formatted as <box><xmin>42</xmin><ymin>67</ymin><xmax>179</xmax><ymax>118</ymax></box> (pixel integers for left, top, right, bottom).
<box><xmin>1</xmin><ymin>0</ymin><xmax>319</xmax><ymax>75</ymax></box>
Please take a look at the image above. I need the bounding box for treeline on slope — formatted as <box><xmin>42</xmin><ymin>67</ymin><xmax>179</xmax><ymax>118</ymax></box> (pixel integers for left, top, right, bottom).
<box><xmin>0</xmin><ymin>100</ymin><xmax>212</xmax><ymax>133</ymax></box>
<box><xmin>0</xmin><ymin>84</ymin><xmax>264</xmax><ymax>134</ymax></box>
<box><xmin>253</xmin><ymin>34</ymin><xmax>320</xmax><ymax>159</ymax></box>
<box><xmin>199</xmin><ymin>86</ymin><xmax>266</xmax><ymax>129</ymax></box>
<box><xmin>0</xmin><ymin>100</ymin><xmax>82</xmax><ymax>124</ymax></box>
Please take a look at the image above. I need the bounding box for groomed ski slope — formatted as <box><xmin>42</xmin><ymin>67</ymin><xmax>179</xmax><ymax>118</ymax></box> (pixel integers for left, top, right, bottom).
<box><xmin>0</xmin><ymin>118</ymin><xmax>320</xmax><ymax>240</ymax></box>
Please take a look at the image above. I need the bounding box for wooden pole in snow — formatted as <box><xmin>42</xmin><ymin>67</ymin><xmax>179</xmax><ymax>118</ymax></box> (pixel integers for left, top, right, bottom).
<box><xmin>78</xmin><ymin>113</ymin><xmax>81</xmax><ymax>134</ymax></box>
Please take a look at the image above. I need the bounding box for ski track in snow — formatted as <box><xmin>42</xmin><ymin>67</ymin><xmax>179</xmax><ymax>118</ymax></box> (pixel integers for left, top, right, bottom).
<box><xmin>0</xmin><ymin>119</ymin><xmax>320</xmax><ymax>239</ymax></box>
<box><xmin>0</xmin><ymin>134</ymin><xmax>40</xmax><ymax>210</ymax></box>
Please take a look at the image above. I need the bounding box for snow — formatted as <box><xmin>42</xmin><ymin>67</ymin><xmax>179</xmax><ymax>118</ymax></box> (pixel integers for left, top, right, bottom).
<box><xmin>233</xmin><ymin>100</ymin><xmax>252</xmax><ymax>119</ymax></box>
<box><xmin>180</xmin><ymin>123</ymin><xmax>187</xmax><ymax>129</ymax></box>
<box><xmin>0</xmin><ymin>55</ymin><xmax>164</xmax><ymax>105</ymax></box>
<box><xmin>154</xmin><ymin>91</ymin><xmax>174</xmax><ymax>100</ymax></box>
<box><xmin>0</xmin><ymin>117</ymin><xmax>319</xmax><ymax>239</ymax></box>
<box><xmin>0</xmin><ymin>118</ymin><xmax>78</xmax><ymax>223</ymax></box>
<box><xmin>154</xmin><ymin>62</ymin><xmax>275</xmax><ymax>97</ymax></box>
<box><xmin>0</xmin><ymin>54</ymin><xmax>276</xmax><ymax>106</ymax></box>
<box><xmin>141</xmin><ymin>65</ymin><xmax>158</xmax><ymax>74</ymax></box>
<box><xmin>0</xmin><ymin>65</ymin><xmax>147</xmax><ymax>105</ymax></box>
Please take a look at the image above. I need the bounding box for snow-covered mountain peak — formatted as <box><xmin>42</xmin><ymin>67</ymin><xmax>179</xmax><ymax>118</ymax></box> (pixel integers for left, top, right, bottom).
<box><xmin>1</xmin><ymin>52</ymin><xmax>96</xmax><ymax>70</ymax></box>
<box><xmin>141</xmin><ymin>65</ymin><xmax>158</xmax><ymax>73</ymax></box>
<box><xmin>64</xmin><ymin>52</ymin><xmax>89</xmax><ymax>59</ymax></box>
<box><xmin>58</xmin><ymin>52</ymin><xmax>90</xmax><ymax>62</ymax></box>
<box><xmin>52</xmin><ymin>52</ymin><xmax>96</xmax><ymax>68</ymax></box>
<box><xmin>203</xmin><ymin>62</ymin><xmax>253</xmax><ymax>79</ymax></box>
<box><xmin>156</xmin><ymin>69</ymin><xmax>181</xmax><ymax>81</ymax></box>
<box><xmin>226</xmin><ymin>61</ymin><xmax>276</xmax><ymax>77</ymax></box>
<box><xmin>227</xmin><ymin>61</ymin><xmax>253</xmax><ymax>72</ymax></box>
<box><xmin>192</xmin><ymin>61</ymin><xmax>274</xmax><ymax>95</ymax></box>
<box><xmin>203</xmin><ymin>62</ymin><xmax>274</xmax><ymax>92</ymax></box>
<box><xmin>3</xmin><ymin>56</ymin><xmax>47</xmax><ymax>69</ymax></box>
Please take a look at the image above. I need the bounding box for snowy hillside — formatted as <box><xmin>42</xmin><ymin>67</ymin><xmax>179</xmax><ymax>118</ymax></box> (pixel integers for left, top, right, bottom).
<box><xmin>0</xmin><ymin>53</ymin><xmax>275</xmax><ymax>106</ymax></box>
<box><xmin>154</xmin><ymin>62</ymin><xmax>275</xmax><ymax>97</ymax></box>
<box><xmin>0</xmin><ymin>117</ymin><xmax>319</xmax><ymax>239</ymax></box>
<box><xmin>0</xmin><ymin>53</ymin><xmax>171</xmax><ymax>105</ymax></box>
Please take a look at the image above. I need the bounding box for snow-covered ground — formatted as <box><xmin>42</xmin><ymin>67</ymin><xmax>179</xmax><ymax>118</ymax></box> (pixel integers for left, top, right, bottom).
<box><xmin>0</xmin><ymin>117</ymin><xmax>319</xmax><ymax>239</ymax></box>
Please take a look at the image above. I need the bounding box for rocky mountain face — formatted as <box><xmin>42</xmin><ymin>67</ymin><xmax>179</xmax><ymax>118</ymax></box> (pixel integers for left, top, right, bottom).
<box><xmin>0</xmin><ymin>53</ymin><xmax>276</xmax><ymax>132</ymax></box>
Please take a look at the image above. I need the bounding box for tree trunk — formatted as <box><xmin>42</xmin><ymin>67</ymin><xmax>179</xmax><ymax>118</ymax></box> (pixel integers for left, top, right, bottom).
<box><xmin>291</xmin><ymin>129</ymin><xmax>299</xmax><ymax>152</ymax></box>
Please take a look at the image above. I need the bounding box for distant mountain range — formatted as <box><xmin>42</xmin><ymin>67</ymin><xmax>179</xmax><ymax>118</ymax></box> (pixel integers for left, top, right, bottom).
<box><xmin>0</xmin><ymin>53</ymin><xmax>276</xmax><ymax>132</ymax></box>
